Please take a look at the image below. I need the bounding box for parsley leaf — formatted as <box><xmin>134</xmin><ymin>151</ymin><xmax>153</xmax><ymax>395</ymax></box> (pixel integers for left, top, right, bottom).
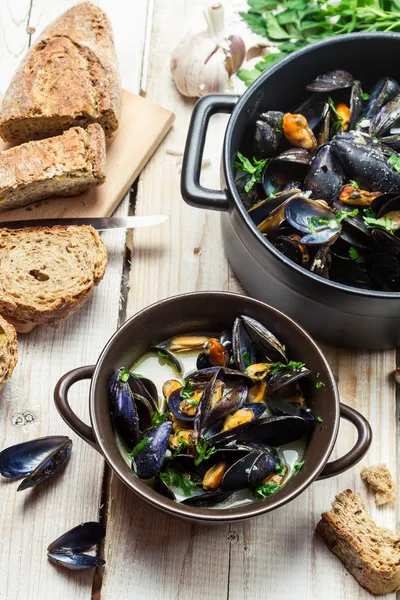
<box><xmin>364</xmin><ymin>215</ymin><xmax>399</xmax><ymax>232</ymax></box>
<box><xmin>160</xmin><ymin>469</ymin><xmax>200</xmax><ymax>496</ymax></box>
<box><xmin>172</xmin><ymin>432</ymin><xmax>191</xmax><ymax>456</ymax></box>
<box><xmin>242</xmin><ymin>351</ymin><xmax>252</xmax><ymax>368</ymax></box>
<box><xmin>315</xmin><ymin>381</ymin><xmax>326</xmax><ymax>389</ymax></box>
<box><xmin>316</xmin><ymin>416</ymin><xmax>323</xmax><ymax>423</ymax></box>
<box><xmin>269</xmin><ymin>360</ymin><xmax>305</xmax><ymax>376</ymax></box>
<box><xmin>293</xmin><ymin>460</ymin><xmax>305</xmax><ymax>475</ymax></box>
<box><xmin>118</xmin><ymin>368</ymin><xmax>131</xmax><ymax>383</ymax></box>
<box><xmin>349</xmin><ymin>246</ymin><xmax>364</xmax><ymax>264</ymax></box>
<box><xmin>157</xmin><ymin>349</ymin><xmax>169</xmax><ymax>360</ymax></box>
<box><xmin>181</xmin><ymin>382</ymin><xmax>194</xmax><ymax>400</ymax></box>
<box><xmin>389</xmin><ymin>153</ymin><xmax>400</xmax><ymax>174</ymax></box>
<box><xmin>255</xmin><ymin>482</ymin><xmax>281</xmax><ymax>499</ymax></box>
<box><xmin>328</xmin><ymin>96</ymin><xmax>344</xmax><ymax>131</ymax></box>
<box><xmin>361</xmin><ymin>91</ymin><xmax>370</xmax><ymax>101</ymax></box>
<box><xmin>151</xmin><ymin>411</ymin><xmax>169</xmax><ymax>426</ymax></box>
<box><xmin>335</xmin><ymin>207</ymin><xmax>359</xmax><ymax>225</ymax></box>
<box><xmin>275</xmin><ymin>462</ymin><xmax>286</xmax><ymax>476</ymax></box>
<box><xmin>234</xmin><ymin>152</ymin><xmax>266</xmax><ymax>192</ymax></box>
<box><xmin>128</xmin><ymin>437</ymin><xmax>149</xmax><ymax>458</ymax></box>
<box><xmin>349</xmin><ymin>179</ymin><xmax>359</xmax><ymax>188</ymax></box>
<box><xmin>194</xmin><ymin>439</ymin><xmax>217</xmax><ymax>466</ymax></box>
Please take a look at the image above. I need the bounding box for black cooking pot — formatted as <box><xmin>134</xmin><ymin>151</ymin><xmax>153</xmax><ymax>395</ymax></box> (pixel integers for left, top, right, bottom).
<box><xmin>181</xmin><ymin>33</ymin><xmax>400</xmax><ymax>349</ymax></box>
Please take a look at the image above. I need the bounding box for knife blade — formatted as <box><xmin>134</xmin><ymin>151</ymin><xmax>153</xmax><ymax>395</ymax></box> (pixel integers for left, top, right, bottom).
<box><xmin>0</xmin><ymin>215</ymin><xmax>169</xmax><ymax>231</ymax></box>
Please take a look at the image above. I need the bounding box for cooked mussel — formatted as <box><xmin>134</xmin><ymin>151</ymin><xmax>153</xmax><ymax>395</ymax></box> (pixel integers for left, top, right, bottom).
<box><xmin>132</xmin><ymin>421</ymin><xmax>172</xmax><ymax>479</ymax></box>
<box><xmin>285</xmin><ymin>195</ymin><xmax>341</xmax><ymax>245</ymax></box>
<box><xmin>47</xmin><ymin>522</ymin><xmax>106</xmax><ymax>571</ymax></box>
<box><xmin>304</xmin><ymin>144</ymin><xmax>345</xmax><ymax>205</ymax></box>
<box><xmin>220</xmin><ymin>450</ymin><xmax>278</xmax><ymax>491</ymax></box>
<box><xmin>306</xmin><ymin>70</ymin><xmax>353</xmax><ymax>92</ymax></box>
<box><xmin>255</xmin><ymin>111</ymin><xmax>284</xmax><ymax>157</ymax></box>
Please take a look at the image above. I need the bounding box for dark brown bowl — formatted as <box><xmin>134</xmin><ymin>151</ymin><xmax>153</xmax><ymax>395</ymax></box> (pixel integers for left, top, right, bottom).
<box><xmin>54</xmin><ymin>292</ymin><xmax>371</xmax><ymax>523</ymax></box>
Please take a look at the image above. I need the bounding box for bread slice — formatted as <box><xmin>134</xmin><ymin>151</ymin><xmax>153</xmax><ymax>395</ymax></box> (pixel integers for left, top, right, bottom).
<box><xmin>0</xmin><ymin>226</ymin><xmax>107</xmax><ymax>328</ymax></box>
<box><xmin>0</xmin><ymin>124</ymin><xmax>106</xmax><ymax>211</ymax></box>
<box><xmin>316</xmin><ymin>489</ymin><xmax>400</xmax><ymax>595</ymax></box>
<box><xmin>361</xmin><ymin>464</ymin><xmax>397</xmax><ymax>506</ymax></box>
<box><xmin>0</xmin><ymin>316</ymin><xmax>18</xmax><ymax>385</ymax></box>
<box><xmin>0</xmin><ymin>2</ymin><xmax>121</xmax><ymax>143</ymax></box>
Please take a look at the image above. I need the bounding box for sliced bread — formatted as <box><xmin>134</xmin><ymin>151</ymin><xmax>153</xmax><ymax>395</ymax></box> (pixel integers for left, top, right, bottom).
<box><xmin>0</xmin><ymin>316</ymin><xmax>18</xmax><ymax>385</ymax></box>
<box><xmin>316</xmin><ymin>489</ymin><xmax>400</xmax><ymax>595</ymax></box>
<box><xmin>0</xmin><ymin>124</ymin><xmax>106</xmax><ymax>211</ymax></box>
<box><xmin>361</xmin><ymin>464</ymin><xmax>397</xmax><ymax>506</ymax></box>
<box><xmin>0</xmin><ymin>2</ymin><xmax>121</xmax><ymax>143</ymax></box>
<box><xmin>0</xmin><ymin>225</ymin><xmax>107</xmax><ymax>329</ymax></box>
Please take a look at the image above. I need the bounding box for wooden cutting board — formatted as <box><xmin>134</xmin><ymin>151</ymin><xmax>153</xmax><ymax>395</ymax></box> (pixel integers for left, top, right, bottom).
<box><xmin>0</xmin><ymin>89</ymin><xmax>174</xmax><ymax>221</ymax></box>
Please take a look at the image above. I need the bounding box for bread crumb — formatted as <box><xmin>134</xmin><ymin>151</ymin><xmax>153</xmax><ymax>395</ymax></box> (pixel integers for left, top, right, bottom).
<box><xmin>360</xmin><ymin>464</ymin><xmax>396</xmax><ymax>506</ymax></box>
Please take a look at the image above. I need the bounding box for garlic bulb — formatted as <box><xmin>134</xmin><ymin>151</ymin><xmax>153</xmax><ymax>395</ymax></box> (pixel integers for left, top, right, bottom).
<box><xmin>170</xmin><ymin>3</ymin><xmax>245</xmax><ymax>98</ymax></box>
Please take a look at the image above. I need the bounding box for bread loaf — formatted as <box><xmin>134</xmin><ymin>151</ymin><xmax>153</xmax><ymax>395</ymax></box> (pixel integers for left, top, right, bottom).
<box><xmin>0</xmin><ymin>316</ymin><xmax>18</xmax><ymax>385</ymax></box>
<box><xmin>0</xmin><ymin>226</ymin><xmax>107</xmax><ymax>328</ymax></box>
<box><xmin>317</xmin><ymin>489</ymin><xmax>400</xmax><ymax>595</ymax></box>
<box><xmin>0</xmin><ymin>2</ymin><xmax>121</xmax><ymax>143</ymax></box>
<box><xmin>0</xmin><ymin>124</ymin><xmax>106</xmax><ymax>211</ymax></box>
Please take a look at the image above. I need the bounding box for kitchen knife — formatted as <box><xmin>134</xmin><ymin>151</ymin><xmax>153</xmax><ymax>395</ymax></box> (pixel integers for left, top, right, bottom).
<box><xmin>0</xmin><ymin>215</ymin><xmax>169</xmax><ymax>231</ymax></box>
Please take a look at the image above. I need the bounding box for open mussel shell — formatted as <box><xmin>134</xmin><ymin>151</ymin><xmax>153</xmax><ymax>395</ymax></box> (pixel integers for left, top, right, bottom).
<box><xmin>267</xmin><ymin>395</ymin><xmax>315</xmax><ymax>422</ymax></box>
<box><xmin>364</xmin><ymin>77</ymin><xmax>400</xmax><ymax>120</ymax></box>
<box><xmin>240</xmin><ymin>315</ymin><xmax>287</xmax><ymax>363</ymax></box>
<box><xmin>304</xmin><ymin>144</ymin><xmax>345</xmax><ymax>205</ymax></box>
<box><xmin>331</xmin><ymin>132</ymin><xmax>400</xmax><ymax>193</ymax></box>
<box><xmin>215</xmin><ymin>415</ymin><xmax>310</xmax><ymax>447</ymax></box>
<box><xmin>133</xmin><ymin>421</ymin><xmax>172</xmax><ymax>479</ymax></box>
<box><xmin>232</xmin><ymin>318</ymin><xmax>256</xmax><ymax>373</ymax></box>
<box><xmin>306</xmin><ymin>69</ymin><xmax>353</xmax><ymax>92</ymax></box>
<box><xmin>371</xmin><ymin>92</ymin><xmax>400</xmax><ymax>137</ymax></box>
<box><xmin>168</xmin><ymin>386</ymin><xmax>194</xmax><ymax>423</ymax></box>
<box><xmin>0</xmin><ymin>436</ymin><xmax>70</xmax><ymax>478</ymax></box>
<box><xmin>47</xmin><ymin>553</ymin><xmax>106</xmax><ymax>570</ymax></box>
<box><xmin>204</xmin><ymin>385</ymin><xmax>248</xmax><ymax>432</ymax></box>
<box><xmin>370</xmin><ymin>192</ymin><xmax>400</xmax><ymax>215</ymax></box>
<box><xmin>181</xmin><ymin>489</ymin><xmax>233</xmax><ymax>507</ymax></box>
<box><xmin>366</xmin><ymin>253</ymin><xmax>400</xmax><ymax>291</ymax></box>
<box><xmin>249</xmin><ymin>190</ymin><xmax>300</xmax><ymax>228</ymax></box>
<box><xmin>194</xmin><ymin>369</ymin><xmax>224</xmax><ymax>436</ymax></box>
<box><xmin>267</xmin><ymin>366</ymin><xmax>311</xmax><ymax>395</ymax></box>
<box><xmin>371</xmin><ymin>228</ymin><xmax>400</xmax><ymax>254</ymax></box>
<box><xmin>111</xmin><ymin>368</ymin><xmax>158</xmax><ymax>412</ymax></box>
<box><xmin>380</xmin><ymin>134</ymin><xmax>400</xmax><ymax>150</ymax></box>
<box><xmin>296</xmin><ymin>95</ymin><xmax>329</xmax><ymax>131</ymax></box>
<box><xmin>275</xmin><ymin>234</ymin><xmax>310</xmax><ymax>265</ymax></box>
<box><xmin>285</xmin><ymin>195</ymin><xmax>341</xmax><ymax>245</ymax></box>
<box><xmin>349</xmin><ymin>80</ymin><xmax>363</xmax><ymax>130</ymax></box>
<box><xmin>109</xmin><ymin>376</ymin><xmax>141</xmax><ymax>449</ymax></box>
<box><xmin>48</xmin><ymin>522</ymin><xmax>106</xmax><ymax>554</ymax></box>
<box><xmin>220</xmin><ymin>449</ymin><xmax>278</xmax><ymax>491</ymax></box>
<box><xmin>150</xmin><ymin>345</ymin><xmax>183</xmax><ymax>376</ymax></box>
<box><xmin>17</xmin><ymin>438</ymin><xmax>72</xmax><ymax>492</ymax></box>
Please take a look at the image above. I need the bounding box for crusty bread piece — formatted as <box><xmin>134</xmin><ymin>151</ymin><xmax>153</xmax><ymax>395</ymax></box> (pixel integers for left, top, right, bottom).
<box><xmin>316</xmin><ymin>489</ymin><xmax>400</xmax><ymax>595</ymax></box>
<box><xmin>0</xmin><ymin>2</ymin><xmax>121</xmax><ymax>143</ymax></box>
<box><xmin>361</xmin><ymin>464</ymin><xmax>397</xmax><ymax>507</ymax></box>
<box><xmin>0</xmin><ymin>226</ymin><xmax>107</xmax><ymax>328</ymax></box>
<box><xmin>0</xmin><ymin>316</ymin><xmax>18</xmax><ymax>385</ymax></box>
<box><xmin>0</xmin><ymin>124</ymin><xmax>105</xmax><ymax>211</ymax></box>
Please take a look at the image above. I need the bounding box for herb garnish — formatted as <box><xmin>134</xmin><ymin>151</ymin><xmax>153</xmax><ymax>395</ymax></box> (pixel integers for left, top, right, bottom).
<box><xmin>128</xmin><ymin>437</ymin><xmax>149</xmax><ymax>458</ymax></box>
<box><xmin>195</xmin><ymin>439</ymin><xmax>217</xmax><ymax>466</ymax></box>
<box><xmin>234</xmin><ymin>152</ymin><xmax>267</xmax><ymax>192</ymax></box>
<box><xmin>363</xmin><ymin>215</ymin><xmax>399</xmax><ymax>232</ymax></box>
<box><xmin>151</xmin><ymin>411</ymin><xmax>169</xmax><ymax>426</ymax></box>
<box><xmin>293</xmin><ymin>460</ymin><xmax>305</xmax><ymax>475</ymax></box>
<box><xmin>181</xmin><ymin>382</ymin><xmax>195</xmax><ymax>400</ymax></box>
<box><xmin>255</xmin><ymin>481</ymin><xmax>281</xmax><ymax>499</ymax></box>
<box><xmin>361</xmin><ymin>91</ymin><xmax>370</xmax><ymax>101</ymax></box>
<box><xmin>118</xmin><ymin>368</ymin><xmax>131</xmax><ymax>383</ymax></box>
<box><xmin>160</xmin><ymin>469</ymin><xmax>200</xmax><ymax>496</ymax></box>
<box><xmin>389</xmin><ymin>153</ymin><xmax>400</xmax><ymax>174</ymax></box>
<box><xmin>242</xmin><ymin>350</ymin><xmax>252</xmax><ymax>368</ymax></box>
<box><xmin>315</xmin><ymin>381</ymin><xmax>325</xmax><ymax>389</ymax></box>
<box><xmin>237</xmin><ymin>1</ymin><xmax>400</xmax><ymax>86</ymax></box>
<box><xmin>328</xmin><ymin>96</ymin><xmax>344</xmax><ymax>131</ymax></box>
<box><xmin>349</xmin><ymin>246</ymin><xmax>364</xmax><ymax>264</ymax></box>
<box><xmin>186</xmin><ymin>398</ymin><xmax>199</xmax><ymax>406</ymax></box>
<box><xmin>269</xmin><ymin>360</ymin><xmax>305</xmax><ymax>376</ymax></box>
<box><xmin>335</xmin><ymin>207</ymin><xmax>359</xmax><ymax>225</ymax></box>
<box><xmin>275</xmin><ymin>462</ymin><xmax>286</xmax><ymax>476</ymax></box>
<box><xmin>349</xmin><ymin>179</ymin><xmax>359</xmax><ymax>189</ymax></box>
<box><xmin>157</xmin><ymin>349</ymin><xmax>169</xmax><ymax>360</ymax></box>
<box><xmin>316</xmin><ymin>416</ymin><xmax>324</xmax><ymax>423</ymax></box>
<box><xmin>172</xmin><ymin>433</ymin><xmax>191</xmax><ymax>456</ymax></box>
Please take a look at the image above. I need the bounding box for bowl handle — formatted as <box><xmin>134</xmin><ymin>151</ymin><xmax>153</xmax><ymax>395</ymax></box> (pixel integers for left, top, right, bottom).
<box><xmin>317</xmin><ymin>403</ymin><xmax>372</xmax><ymax>480</ymax></box>
<box><xmin>54</xmin><ymin>365</ymin><xmax>101</xmax><ymax>454</ymax></box>
<box><xmin>181</xmin><ymin>94</ymin><xmax>239</xmax><ymax>211</ymax></box>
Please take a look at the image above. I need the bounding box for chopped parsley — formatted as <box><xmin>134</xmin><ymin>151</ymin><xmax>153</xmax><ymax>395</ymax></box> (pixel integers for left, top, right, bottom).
<box><xmin>186</xmin><ymin>398</ymin><xmax>199</xmax><ymax>407</ymax></box>
<box><xmin>181</xmin><ymin>382</ymin><xmax>195</xmax><ymax>400</ymax></box>
<box><xmin>160</xmin><ymin>469</ymin><xmax>200</xmax><ymax>496</ymax></box>
<box><xmin>308</xmin><ymin>216</ymin><xmax>330</xmax><ymax>234</ymax></box>
<box><xmin>151</xmin><ymin>410</ymin><xmax>169</xmax><ymax>426</ymax></box>
<box><xmin>269</xmin><ymin>360</ymin><xmax>305</xmax><ymax>376</ymax></box>
<box><xmin>157</xmin><ymin>349</ymin><xmax>170</xmax><ymax>360</ymax></box>
<box><xmin>335</xmin><ymin>207</ymin><xmax>359</xmax><ymax>225</ymax></box>
<box><xmin>234</xmin><ymin>152</ymin><xmax>267</xmax><ymax>192</ymax></box>
<box><xmin>172</xmin><ymin>433</ymin><xmax>191</xmax><ymax>456</ymax></box>
<box><xmin>275</xmin><ymin>462</ymin><xmax>286</xmax><ymax>476</ymax></box>
<box><xmin>361</xmin><ymin>91</ymin><xmax>370</xmax><ymax>101</ymax></box>
<box><xmin>255</xmin><ymin>482</ymin><xmax>281</xmax><ymax>499</ymax></box>
<box><xmin>315</xmin><ymin>381</ymin><xmax>326</xmax><ymax>389</ymax></box>
<box><xmin>128</xmin><ymin>437</ymin><xmax>149</xmax><ymax>458</ymax></box>
<box><xmin>349</xmin><ymin>246</ymin><xmax>364</xmax><ymax>264</ymax></box>
<box><xmin>389</xmin><ymin>153</ymin><xmax>400</xmax><ymax>174</ymax></box>
<box><xmin>242</xmin><ymin>351</ymin><xmax>252</xmax><ymax>368</ymax></box>
<box><xmin>293</xmin><ymin>460</ymin><xmax>305</xmax><ymax>475</ymax></box>
<box><xmin>349</xmin><ymin>179</ymin><xmax>359</xmax><ymax>188</ymax></box>
<box><xmin>118</xmin><ymin>368</ymin><xmax>131</xmax><ymax>383</ymax></box>
<box><xmin>328</xmin><ymin>96</ymin><xmax>344</xmax><ymax>131</ymax></box>
<box><xmin>316</xmin><ymin>416</ymin><xmax>324</xmax><ymax>423</ymax></box>
<box><xmin>194</xmin><ymin>439</ymin><xmax>217</xmax><ymax>466</ymax></box>
<box><xmin>364</xmin><ymin>215</ymin><xmax>399</xmax><ymax>232</ymax></box>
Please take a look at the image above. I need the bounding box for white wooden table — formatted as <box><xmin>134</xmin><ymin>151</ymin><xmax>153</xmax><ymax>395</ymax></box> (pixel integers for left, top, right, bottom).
<box><xmin>0</xmin><ymin>2</ymin><xmax>397</xmax><ymax>599</ymax></box>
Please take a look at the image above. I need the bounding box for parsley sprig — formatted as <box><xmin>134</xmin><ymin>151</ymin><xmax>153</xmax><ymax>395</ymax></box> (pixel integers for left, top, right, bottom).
<box><xmin>238</xmin><ymin>1</ymin><xmax>400</xmax><ymax>86</ymax></box>
<box><xmin>151</xmin><ymin>410</ymin><xmax>169</xmax><ymax>426</ymax></box>
<box><xmin>363</xmin><ymin>215</ymin><xmax>399</xmax><ymax>232</ymax></box>
<box><xmin>128</xmin><ymin>437</ymin><xmax>149</xmax><ymax>458</ymax></box>
<box><xmin>194</xmin><ymin>439</ymin><xmax>217</xmax><ymax>466</ymax></box>
<box><xmin>160</xmin><ymin>469</ymin><xmax>200</xmax><ymax>496</ymax></box>
<box><xmin>234</xmin><ymin>152</ymin><xmax>267</xmax><ymax>192</ymax></box>
<box><xmin>255</xmin><ymin>481</ymin><xmax>281</xmax><ymax>499</ymax></box>
<box><xmin>349</xmin><ymin>246</ymin><xmax>364</xmax><ymax>264</ymax></box>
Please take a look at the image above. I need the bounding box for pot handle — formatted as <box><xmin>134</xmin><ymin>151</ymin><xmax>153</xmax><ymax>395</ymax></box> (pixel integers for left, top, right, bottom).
<box><xmin>181</xmin><ymin>94</ymin><xmax>239</xmax><ymax>212</ymax></box>
<box><xmin>317</xmin><ymin>403</ymin><xmax>372</xmax><ymax>480</ymax></box>
<box><xmin>54</xmin><ymin>365</ymin><xmax>101</xmax><ymax>454</ymax></box>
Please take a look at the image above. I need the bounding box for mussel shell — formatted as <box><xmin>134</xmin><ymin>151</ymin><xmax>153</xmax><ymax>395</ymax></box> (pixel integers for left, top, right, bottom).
<box><xmin>306</xmin><ymin>70</ymin><xmax>353</xmax><ymax>92</ymax></box>
<box><xmin>134</xmin><ymin>393</ymin><xmax>155</xmax><ymax>431</ymax></box>
<box><xmin>47</xmin><ymin>522</ymin><xmax>106</xmax><ymax>554</ymax></box>
<box><xmin>236</xmin><ymin>175</ymin><xmax>264</xmax><ymax>210</ymax></box>
<box><xmin>241</xmin><ymin>315</ymin><xmax>287</xmax><ymax>363</ymax></box>
<box><xmin>0</xmin><ymin>436</ymin><xmax>70</xmax><ymax>478</ymax></box>
<box><xmin>196</xmin><ymin>352</ymin><xmax>211</xmax><ymax>370</ymax></box>
<box><xmin>371</xmin><ymin>92</ymin><xmax>400</xmax><ymax>137</ymax></box>
<box><xmin>329</xmin><ymin>255</ymin><xmax>371</xmax><ymax>289</ymax></box>
<box><xmin>110</xmin><ymin>379</ymin><xmax>141</xmax><ymax>449</ymax></box>
<box><xmin>220</xmin><ymin>330</ymin><xmax>235</xmax><ymax>369</ymax></box>
<box><xmin>275</xmin><ymin>147</ymin><xmax>312</xmax><ymax>166</ymax></box>
<box><xmin>366</xmin><ymin>252</ymin><xmax>400</xmax><ymax>291</ymax></box>
<box><xmin>17</xmin><ymin>438</ymin><xmax>72</xmax><ymax>492</ymax></box>
<box><xmin>218</xmin><ymin>415</ymin><xmax>311</xmax><ymax>447</ymax></box>
<box><xmin>296</xmin><ymin>95</ymin><xmax>329</xmax><ymax>131</ymax></box>
<box><xmin>275</xmin><ymin>235</ymin><xmax>308</xmax><ymax>265</ymax></box>
<box><xmin>349</xmin><ymin>80</ymin><xmax>363</xmax><ymax>130</ymax></box>
<box><xmin>221</xmin><ymin>450</ymin><xmax>278</xmax><ymax>491</ymax></box>
<box><xmin>232</xmin><ymin>317</ymin><xmax>256</xmax><ymax>373</ymax></box>
<box><xmin>380</xmin><ymin>134</ymin><xmax>400</xmax><ymax>150</ymax></box>
<box><xmin>267</xmin><ymin>396</ymin><xmax>315</xmax><ymax>422</ymax></box>
<box><xmin>255</xmin><ymin>111</ymin><xmax>284</xmax><ymax>157</ymax></box>
<box><xmin>150</xmin><ymin>346</ymin><xmax>183</xmax><ymax>376</ymax></box>
<box><xmin>365</xmin><ymin>77</ymin><xmax>400</xmax><ymax>120</ymax></box>
<box><xmin>154</xmin><ymin>474</ymin><xmax>176</xmax><ymax>500</ymax></box>
<box><xmin>370</xmin><ymin>192</ymin><xmax>400</xmax><ymax>215</ymax></box>
<box><xmin>204</xmin><ymin>385</ymin><xmax>248</xmax><ymax>432</ymax></box>
<box><xmin>168</xmin><ymin>386</ymin><xmax>195</xmax><ymax>423</ymax></box>
<box><xmin>47</xmin><ymin>553</ymin><xmax>106</xmax><ymax>570</ymax></box>
<box><xmin>181</xmin><ymin>489</ymin><xmax>232</xmax><ymax>507</ymax></box>
<box><xmin>133</xmin><ymin>421</ymin><xmax>172</xmax><ymax>479</ymax></box>
<box><xmin>371</xmin><ymin>228</ymin><xmax>400</xmax><ymax>254</ymax></box>
<box><xmin>376</xmin><ymin>195</ymin><xmax>400</xmax><ymax>218</ymax></box>
<box><xmin>340</xmin><ymin>213</ymin><xmax>372</xmax><ymax>249</ymax></box>
<box><xmin>267</xmin><ymin>367</ymin><xmax>311</xmax><ymax>394</ymax></box>
<box><xmin>207</xmin><ymin>403</ymin><xmax>266</xmax><ymax>444</ymax></box>
<box><xmin>304</xmin><ymin>144</ymin><xmax>345</xmax><ymax>205</ymax></box>
<box><xmin>194</xmin><ymin>369</ymin><xmax>223</xmax><ymax>436</ymax></box>
<box><xmin>331</xmin><ymin>132</ymin><xmax>400</xmax><ymax>193</ymax></box>
<box><xmin>311</xmin><ymin>247</ymin><xmax>331</xmax><ymax>278</ymax></box>
<box><xmin>249</xmin><ymin>190</ymin><xmax>300</xmax><ymax>227</ymax></box>
<box><xmin>285</xmin><ymin>194</ymin><xmax>341</xmax><ymax>244</ymax></box>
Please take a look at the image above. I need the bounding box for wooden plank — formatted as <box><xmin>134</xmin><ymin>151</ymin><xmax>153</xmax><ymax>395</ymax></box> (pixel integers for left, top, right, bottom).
<box><xmin>0</xmin><ymin>91</ymin><xmax>174</xmax><ymax>221</ymax></box>
<box><xmin>101</xmin><ymin>1</ymin><xmax>233</xmax><ymax>599</ymax></box>
<box><xmin>0</xmin><ymin>1</ymin><xmax>150</xmax><ymax>599</ymax></box>
<box><xmin>0</xmin><ymin>1</ymin><xmax>31</xmax><ymax>87</ymax></box>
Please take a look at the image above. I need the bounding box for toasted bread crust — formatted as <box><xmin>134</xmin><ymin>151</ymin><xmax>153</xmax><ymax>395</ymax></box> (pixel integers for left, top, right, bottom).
<box><xmin>0</xmin><ymin>2</ymin><xmax>121</xmax><ymax>143</ymax></box>
<box><xmin>0</xmin><ymin>225</ymin><xmax>107</xmax><ymax>326</ymax></box>
<box><xmin>361</xmin><ymin>464</ymin><xmax>397</xmax><ymax>506</ymax></box>
<box><xmin>317</xmin><ymin>489</ymin><xmax>400</xmax><ymax>595</ymax></box>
